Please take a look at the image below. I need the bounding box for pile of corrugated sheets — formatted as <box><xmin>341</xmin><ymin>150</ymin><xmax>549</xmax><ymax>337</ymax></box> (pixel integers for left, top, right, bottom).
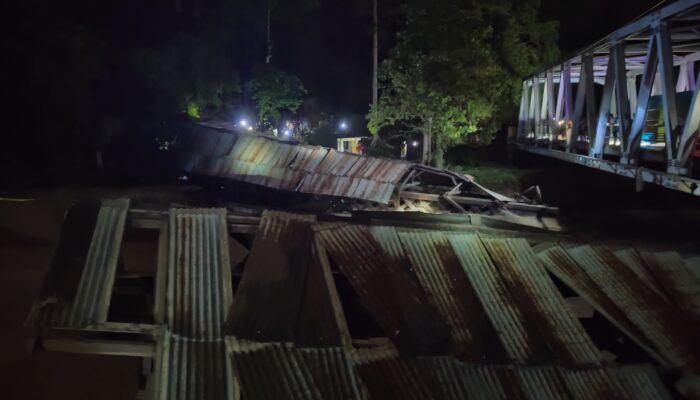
<box><xmin>176</xmin><ymin>130</ymin><xmax>414</xmax><ymax>204</ymax></box>
<box><xmin>30</xmin><ymin>204</ymin><xmax>700</xmax><ymax>399</ymax></box>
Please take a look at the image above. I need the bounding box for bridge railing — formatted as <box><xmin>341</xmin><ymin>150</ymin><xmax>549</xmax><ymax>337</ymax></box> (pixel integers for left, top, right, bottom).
<box><xmin>517</xmin><ymin>0</ymin><xmax>700</xmax><ymax>179</ymax></box>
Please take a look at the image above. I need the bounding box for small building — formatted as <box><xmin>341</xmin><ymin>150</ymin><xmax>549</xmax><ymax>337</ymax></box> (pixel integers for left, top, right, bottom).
<box><xmin>336</xmin><ymin>136</ymin><xmax>368</xmax><ymax>154</ymax></box>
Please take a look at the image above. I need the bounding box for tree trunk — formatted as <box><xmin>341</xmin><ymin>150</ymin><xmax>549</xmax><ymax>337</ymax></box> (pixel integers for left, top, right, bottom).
<box><xmin>422</xmin><ymin>117</ymin><xmax>433</xmax><ymax>165</ymax></box>
<box><xmin>265</xmin><ymin>0</ymin><xmax>273</xmax><ymax>64</ymax></box>
<box><xmin>372</xmin><ymin>0</ymin><xmax>378</xmax><ymax>108</ymax></box>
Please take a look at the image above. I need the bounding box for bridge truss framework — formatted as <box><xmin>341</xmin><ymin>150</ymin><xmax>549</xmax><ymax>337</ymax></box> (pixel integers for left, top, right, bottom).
<box><xmin>517</xmin><ymin>0</ymin><xmax>700</xmax><ymax>196</ymax></box>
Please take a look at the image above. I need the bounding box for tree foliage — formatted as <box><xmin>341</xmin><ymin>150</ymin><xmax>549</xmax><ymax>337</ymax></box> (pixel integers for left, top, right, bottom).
<box><xmin>249</xmin><ymin>65</ymin><xmax>306</xmax><ymax>125</ymax></box>
<box><xmin>367</xmin><ymin>0</ymin><xmax>558</xmax><ymax>166</ymax></box>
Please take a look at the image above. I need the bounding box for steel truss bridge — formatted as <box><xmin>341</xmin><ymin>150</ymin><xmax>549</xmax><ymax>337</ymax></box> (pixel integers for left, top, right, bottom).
<box><xmin>517</xmin><ymin>0</ymin><xmax>700</xmax><ymax>196</ymax></box>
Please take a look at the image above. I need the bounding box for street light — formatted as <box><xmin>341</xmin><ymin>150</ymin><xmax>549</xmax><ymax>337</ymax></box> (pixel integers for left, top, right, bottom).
<box><xmin>239</xmin><ymin>119</ymin><xmax>248</xmax><ymax>127</ymax></box>
<box><xmin>339</xmin><ymin>121</ymin><xmax>348</xmax><ymax>130</ymax></box>
<box><xmin>412</xmin><ymin>140</ymin><xmax>419</xmax><ymax>147</ymax></box>
<box><xmin>283</xmin><ymin>129</ymin><xmax>291</xmax><ymax>136</ymax></box>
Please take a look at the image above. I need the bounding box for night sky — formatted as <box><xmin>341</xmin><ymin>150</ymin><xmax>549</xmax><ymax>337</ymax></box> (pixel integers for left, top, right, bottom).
<box><xmin>270</xmin><ymin>0</ymin><xmax>664</xmax><ymax>116</ymax></box>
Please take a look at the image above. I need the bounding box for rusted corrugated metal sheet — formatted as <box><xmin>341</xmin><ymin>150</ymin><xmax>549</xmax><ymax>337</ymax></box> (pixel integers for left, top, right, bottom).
<box><xmin>227</xmin><ymin>211</ymin><xmax>316</xmax><ymax>341</ymax></box>
<box><xmin>447</xmin><ymin>233</ymin><xmax>539</xmax><ymax>363</ymax></box>
<box><xmin>228</xmin><ymin>339</ymin><xmax>324</xmax><ymax>400</ymax></box>
<box><xmin>515</xmin><ymin>366</ymin><xmax>569</xmax><ymax>400</ymax></box>
<box><xmin>295</xmin><ymin>238</ymin><xmax>351</xmax><ymax>347</ymax></box>
<box><xmin>613</xmin><ymin>249</ymin><xmax>666</xmax><ymax>297</ymax></box>
<box><xmin>32</xmin><ymin>199</ymin><xmax>130</xmax><ymax>328</ymax></box>
<box><xmin>167</xmin><ymin>208</ymin><xmax>233</xmax><ymax>340</ymax></box>
<box><xmin>558</xmin><ymin>367</ymin><xmax>628</xmax><ymax>400</ymax></box>
<box><xmin>352</xmin><ymin>347</ymin><xmax>436</xmax><ymax>400</ymax></box>
<box><xmin>639</xmin><ymin>251</ymin><xmax>700</xmax><ymax>324</ymax></box>
<box><xmin>374</xmin><ymin>227</ymin><xmax>506</xmax><ymax>361</ymax></box>
<box><xmin>536</xmin><ymin>245</ymin><xmax>664</xmax><ymax>365</ymax></box>
<box><xmin>566</xmin><ymin>245</ymin><xmax>700</xmax><ymax>371</ymax></box>
<box><xmin>480</xmin><ymin>237</ymin><xmax>603</xmax><ymax>367</ymax></box>
<box><xmin>181</xmin><ymin>130</ymin><xmax>413</xmax><ymax>204</ymax></box>
<box><xmin>613</xmin><ymin>365</ymin><xmax>674</xmax><ymax>400</ymax></box>
<box><xmin>158</xmin><ymin>332</ymin><xmax>234</xmax><ymax>400</ymax></box>
<box><xmin>297</xmin><ymin>347</ymin><xmax>365</xmax><ymax>400</ymax></box>
<box><xmin>315</xmin><ymin>223</ymin><xmax>449</xmax><ymax>355</ymax></box>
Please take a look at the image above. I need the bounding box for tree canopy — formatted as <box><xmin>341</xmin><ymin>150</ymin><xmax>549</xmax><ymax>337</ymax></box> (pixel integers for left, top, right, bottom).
<box><xmin>249</xmin><ymin>65</ymin><xmax>307</xmax><ymax>126</ymax></box>
<box><xmin>367</xmin><ymin>0</ymin><xmax>558</xmax><ymax>166</ymax></box>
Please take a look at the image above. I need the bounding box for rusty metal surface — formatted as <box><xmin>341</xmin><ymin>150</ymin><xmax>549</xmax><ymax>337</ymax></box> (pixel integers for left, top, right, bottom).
<box><xmin>447</xmin><ymin>233</ymin><xmax>537</xmax><ymax>363</ymax></box>
<box><xmin>480</xmin><ymin>237</ymin><xmax>603</xmax><ymax>367</ymax></box>
<box><xmin>515</xmin><ymin>366</ymin><xmax>569</xmax><ymax>400</ymax></box>
<box><xmin>31</xmin><ymin>199</ymin><xmax>130</xmax><ymax>328</ymax></box>
<box><xmin>167</xmin><ymin>208</ymin><xmax>233</xmax><ymax>340</ymax></box>
<box><xmin>558</xmin><ymin>368</ymin><xmax>628</xmax><ymax>400</ymax></box>
<box><xmin>227</xmin><ymin>211</ymin><xmax>317</xmax><ymax>342</ymax></box>
<box><xmin>640</xmin><ymin>251</ymin><xmax>700</xmax><ymax>324</ymax></box>
<box><xmin>297</xmin><ymin>347</ymin><xmax>365</xmax><ymax>400</ymax></box>
<box><xmin>536</xmin><ymin>245</ymin><xmax>663</xmax><ymax>365</ymax></box>
<box><xmin>385</xmin><ymin>228</ymin><xmax>506</xmax><ymax>361</ymax></box>
<box><xmin>316</xmin><ymin>223</ymin><xmax>449</xmax><ymax>355</ymax></box>
<box><xmin>613</xmin><ymin>249</ymin><xmax>666</xmax><ymax>297</ymax></box>
<box><xmin>352</xmin><ymin>347</ymin><xmax>436</xmax><ymax>400</ymax></box>
<box><xmin>228</xmin><ymin>339</ymin><xmax>324</xmax><ymax>400</ymax></box>
<box><xmin>295</xmin><ymin>238</ymin><xmax>350</xmax><ymax>347</ymax></box>
<box><xmin>613</xmin><ymin>365</ymin><xmax>674</xmax><ymax>400</ymax></box>
<box><xmin>566</xmin><ymin>245</ymin><xmax>700</xmax><ymax>371</ymax></box>
<box><xmin>158</xmin><ymin>332</ymin><xmax>234</xmax><ymax>400</ymax></box>
<box><xmin>351</xmin><ymin>346</ymin><xmax>672</xmax><ymax>400</ymax></box>
<box><xmin>181</xmin><ymin>131</ymin><xmax>413</xmax><ymax>203</ymax></box>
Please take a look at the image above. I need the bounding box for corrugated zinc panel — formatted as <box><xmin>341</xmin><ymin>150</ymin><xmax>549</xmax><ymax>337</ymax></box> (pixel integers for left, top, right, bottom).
<box><xmin>167</xmin><ymin>208</ymin><xmax>233</xmax><ymax>340</ymax></box>
<box><xmin>57</xmin><ymin>199</ymin><xmax>130</xmax><ymax>327</ymax></box>
<box><xmin>295</xmin><ymin>238</ymin><xmax>350</xmax><ymax>347</ymax></box>
<box><xmin>158</xmin><ymin>332</ymin><xmax>234</xmax><ymax>400</ymax></box>
<box><xmin>315</xmin><ymin>223</ymin><xmax>449</xmax><ymax>355</ymax></box>
<box><xmin>640</xmin><ymin>251</ymin><xmax>700</xmax><ymax>324</ymax></box>
<box><xmin>612</xmin><ymin>365</ymin><xmax>673</xmax><ymax>400</ymax></box>
<box><xmin>566</xmin><ymin>245</ymin><xmax>700</xmax><ymax>370</ymax></box>
<box><xmin>227</xmin><ymin>211</ymin><xmax>317</xmax><ymax>342</ymax></box>
<box><xmin>613</xmin><ymin>249</ymin><xmax>666</xmax><ymax>297</ymax></box>
<box><xmin>447</xmin><ymin>233</ymin><xmax>535</xmax><ymax>363</ymax></box>
<box><xmin>536</xmin><ymin>245</ymin><xmax>664</xmax><ymax>365</ymax></box>
<box><xmin>393</xmin><ymin>229</ymin><xmax>507</xmax><ymax>361</ymax></box>
<box><xmin>297</xmin><ymin>347</ymin><xmax>364</xmax><ymax>400</ymax></box>
<box><xmin>515</xmin><ymin>366</ymin><xmax>570</xmax><ymax>400</ymax></box>
<box><xmin>352</xmin><ymin>347</ymin><xmax>436</xmax><ymax>400</ymax></box>
<box><xmin>559</xmin><ymin>367</ymin><xmax>629</xmax><ymax>400</ymax></box>
<box><xmin>480</xmin><ymin>237</ymin><xmax>603</xmax><ymax>367</ymax></box>
<box><xmin>228</xmin><ymin>339</ymin><xmax>323</xmax><ymax>400</ymax></box>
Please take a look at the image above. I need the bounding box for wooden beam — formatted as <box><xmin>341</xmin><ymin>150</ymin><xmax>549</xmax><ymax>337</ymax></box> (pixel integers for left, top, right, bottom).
<box><xmin>42</xmin><ymin>338</ymin><xmax>156</xmax><ymax>358</ymax></box>
<box><xmin>154</xmin><ymin>218</ymin><xmax>168</xmax><ymax>324</ymax></box>
<box><xmin>314</xmin><ymin>238</ymin><xmax>352</xmax><ymax>347</ymax></box>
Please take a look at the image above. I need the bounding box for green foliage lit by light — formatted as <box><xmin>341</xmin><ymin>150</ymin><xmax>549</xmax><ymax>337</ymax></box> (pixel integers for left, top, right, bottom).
<box><xmin>249</xmin><ymin>65</ymin><xmax>306</xmax><ymax>126</ymax></box>
<box><xmin>186</xmin><ymin>102</ymin><xmax>200</xmax><ymax>118</ymax></box>
<box><xmin>367</xmin><ymin>0</ymin><xmax>559</xmax><ymax>167</ymax></box>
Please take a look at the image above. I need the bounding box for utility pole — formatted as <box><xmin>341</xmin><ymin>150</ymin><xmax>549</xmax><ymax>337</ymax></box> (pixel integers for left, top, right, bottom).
<box><xmin>372</xmin><ymin>0</ymin><xmax>378</xmax><ymax>108</ymax></box>
<box><xmin>266</xmin><ymin>0</ymin><xmax>273</xmax><ymax>64</ymax></box>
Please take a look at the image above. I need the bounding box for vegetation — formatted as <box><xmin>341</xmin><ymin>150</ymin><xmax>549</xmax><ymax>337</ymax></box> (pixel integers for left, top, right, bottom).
<box><xmin>367</xmin><ymin>0</ymin><xmax>559</xmax><ymax>167</ymax></box>
<box><xmin>249</xmin><ymin>65</ymin><xmax>307</xmax><ymax>128</ymax></box>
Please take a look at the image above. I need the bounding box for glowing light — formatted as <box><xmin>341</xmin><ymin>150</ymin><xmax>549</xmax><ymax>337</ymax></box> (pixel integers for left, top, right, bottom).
<box><xmin>339</xmin><ymin>121</ymin><xmax>347</xmax><ymax>130</ymax></box>
<box><xmin>247</xmin><ymin>126</ymin><xmax>253</xmax><ymax>131</ymax></box>
<box><xmin>412</xmin><ymin>140</ymin><xmax>419</xmax><ymax>147</ymax></box>
<box><xmin>239</xmin><ymin>119</ymin><xmax>248</xmax><ymax>127</ymax></box>
<box><xmin>284</xmin><ymin>129</ymin><xmax>291</xmax><ymax>136</ymax></box>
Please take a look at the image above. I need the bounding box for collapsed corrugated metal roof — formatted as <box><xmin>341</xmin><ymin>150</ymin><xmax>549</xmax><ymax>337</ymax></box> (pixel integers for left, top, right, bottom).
<box><xmin>177</xmin><ymin>129</ymin><xmax>414</xmax><ymax>204</ymax></box>
<box><xmin>28</xmin><ymin>198</ymin><xmax>130</xmax><ymax>328</ymax></box>
<box><xmin>28</xmin><ymin>201</ymin><xmax>700</xmax><ymax>399</ymax></box>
